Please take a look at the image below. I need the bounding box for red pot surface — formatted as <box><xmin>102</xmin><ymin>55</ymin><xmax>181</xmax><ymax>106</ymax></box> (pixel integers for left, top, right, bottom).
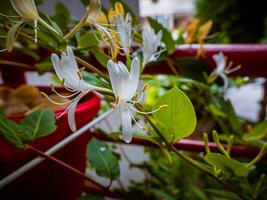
<box><xmin>0</xmin><ymin>91</ymin><xmax>100</xmax><ymax>200</ymax></box>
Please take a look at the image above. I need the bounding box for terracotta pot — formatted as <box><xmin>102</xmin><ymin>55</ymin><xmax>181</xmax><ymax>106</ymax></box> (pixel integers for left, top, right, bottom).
<box><xmin>0</xmin><ymin>90</ymin><xmax>100</xmax><ymax>200</ymax></box>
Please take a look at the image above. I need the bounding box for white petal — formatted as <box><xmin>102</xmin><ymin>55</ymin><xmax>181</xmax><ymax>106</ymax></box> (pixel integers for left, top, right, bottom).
<box><xmin>213</xmin><ymin>52</ymin><xmax>226</xmax><ymax>73</ymax></box>
<box><xmin>68</xmin><ymin>93</ymin><xmax>87</xmax><ymax>131</ymax></box>
<box><xmin>107</xmin><ymin>60</ymin><xmax>121</xmax><ymax>96</ymax></box>
<box><xmin>66</xmin><ymin>46</ymin><xmax>79</xmax><ymax>73</ymax></box>
<box><xmin>51</xmin><ymin>53</ymin><xmax>64</xmax><ymax>81</ymax></box>
<box><xmin>220</xmin><ymin>73</ymin><xmax>229</xmax><ymax>90</ymax></box>
<box><xmin>127</xmin><ymin>57</ymin><xmax>140</xmax><ymax>99</ymax></box>
<box><xmin>120</xmin><ymin>104</ymin><xmax>132</xmax><ymax>143</ymax></box>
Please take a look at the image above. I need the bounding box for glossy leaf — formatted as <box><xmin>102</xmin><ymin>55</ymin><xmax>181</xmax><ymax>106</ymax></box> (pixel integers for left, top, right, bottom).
<box><xmin>82</xmin><ymin>71</ymin><xmax>111</xmax><ymax>89</ymax></box>
<box><xmin>90</xmin><ymin>47</ymin><xmax>110</xmax><ymax>67</ymax></box>
<box><xmin>51</xmin><ymin>2</ymin><xmax>71</xmax><ymax>32</ymax></box>
<box><xmin>0</xmin><ymin>110</ymin><xmax>24</xmax><ymax>148</ymax></box>
<box><xmin>153</xmin><ymin>86</ymin><xmax>196</xmax><ymax>142</ymax></box>
<box><xmin>204</xmin><ymin>153</ymin><xmax>249</xmax><ymax>177</ymax></box>
<box><xmin>20</xmin><ymin>109</ymin><xmax>56</xmax><ymax>141</ymax></box>
<box><xmin>77</xmin><ymin>32</ymin><xmax>100</xmax><ymax>50</ymax></box>
<box><xmin>86</xmin><ymin>138</ymin><xmax>120</xmax><ymax>180</ymax></box>
<box><xmin>243</xmin><ymin>121</ymin><xmax>267</xmax><ymax>141</ymax></box>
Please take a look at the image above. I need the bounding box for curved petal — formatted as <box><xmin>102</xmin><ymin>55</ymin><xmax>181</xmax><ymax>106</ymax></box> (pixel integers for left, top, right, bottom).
<box><xmin>220</xmin><ymin>73</ymin><xmax>229</xmax><ymax>90</ymax></box>
<box><xmin>107</xmin><ymin>60</ymin><xmax>121</xmax><ymax>96</ymax></box>
<box><xmin>6</xmin><ymin>19</ymin><xmax>25</xmax><ymax>52</ymax></box>
<box><xmin>120</xmin><ymin>104</ymin><xmax>132</xmax><ymax>143</ymax></box>
<box><xmin>213</xmin><ymin>52</ymin><xmax>226</xmax><ymax>73</ymax></box>
<box><xmin>68</xmin><ymin>92</ymin><xmax>87</xmax><ymax>131</ymax></box>
<box><xmin>126</xmin><ymin>57</ymin><xmax>140</xmax><ymax>100</ymax></box>
<box><xmin>51</xmin><ymin>53</ymin><xmax>64</xmax><ymax>80</ymax></box>
<box><xmin>66</xmin><ymin>46</ymin><xmax>79</xmax><ymax>73</ymax></box>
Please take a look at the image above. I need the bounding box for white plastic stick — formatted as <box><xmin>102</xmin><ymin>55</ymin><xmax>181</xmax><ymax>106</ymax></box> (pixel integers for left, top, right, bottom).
<box><xmin>0</xmin><ymin>109</ymin><xmax>114</xmax><ymax>188</ymax></box>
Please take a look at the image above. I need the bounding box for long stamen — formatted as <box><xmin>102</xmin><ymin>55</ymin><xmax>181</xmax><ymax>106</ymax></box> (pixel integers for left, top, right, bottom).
<box><xmin>56</xmin><ymin>103</ymin><xmax>72</xmax><ymax>120</ymax></box>
<box><xmin>50</xmin><ymin>84</ymin><xmax>80</xmax><ymax>99</ymax></box>
<box><xmin>225</xmin><ymin>64</ymin><xmax>242</xmax><ymax>74</ymax></box>
<box><xmin>127</xmin><ymin>108</ymin><xmax>146</xmax><ymax>130</ymax></box>
<box><xmin>129</xmin><ymin>104</ymin><xmax>168</xmax><ymax>115</ymax></box>
<box><xmin>40</xmin><ymin>92</ymin><xmax>73</xmax><ymax>106</ymax></box>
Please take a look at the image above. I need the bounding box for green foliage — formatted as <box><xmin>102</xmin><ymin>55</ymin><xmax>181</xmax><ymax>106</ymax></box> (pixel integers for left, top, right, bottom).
<box><xmin>77</xmin><ymin>32</ymin><xmax>100</xmax><ymax>50</ymax></box>
<box><xmin>82</xmin><ymin>71</ymin><xmax>111</xmax><ymax>89</ymax></box>
<box><xmin>90</xmin><ymin>47</ymin><xmax>110</xmax><ymax>67</ymax></box>
<box><xmin>243</xmin><ymin>121</ymin><xmax>267</xmax><ymax>141</ymax></box>
<box><xmin>204</xmin><ymin>153</ymin><xmax>249</xmax><ymax>177</ymax></box>
<box><xmin>86</xmin><ymin>138</ymin><xmax>120</xmax><ymax>180</ymax></box>
<box><xmin>195</xmin><ymin>0</ymin><xmax>267</xmax><ymax>43</ymax></box>
<box><xmin>51</xmin><ymin>2</ymin><xmax>72</xmax><ymax>33</ymax></box>
<box><xmin>0</xmin><ymin>109</ymin><xmax>56</xmax><ymax>148</ymax></box>
<box><xmin>153</xmin><ymin>86</ymin><xmax>196</xmax><ymax>143</ymax></box>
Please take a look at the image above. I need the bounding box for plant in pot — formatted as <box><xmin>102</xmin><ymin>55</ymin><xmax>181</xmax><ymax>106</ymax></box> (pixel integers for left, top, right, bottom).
<box><xmin>0</xmin><ymin>1</ymin><xmax>267</xmax><ymax>200</ymax></box>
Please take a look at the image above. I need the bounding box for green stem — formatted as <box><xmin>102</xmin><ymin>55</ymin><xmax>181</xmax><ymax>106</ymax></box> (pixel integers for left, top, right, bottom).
<box><xmin>246</xmin><ymin>143</ymin><xmax>267</xmax><ymax>168</ymax></box>
<box><xmin>38</xmin><ymin>18</ymin><xmax>61</xmax><ymax>36</ymax></box>
<box><xmin>212</xmin><ymin>130</ymin><xmax>230</xmax><ymax>158</ymax></box>
<box><xmin>135</xmin><ymin>104</ymin><xmax>251</xmax><ymax>200</ymax></box>
<box><xmin>64</xmin><ymin>17</ymin><xmax>86</xmax><ymax>40</ymax></box>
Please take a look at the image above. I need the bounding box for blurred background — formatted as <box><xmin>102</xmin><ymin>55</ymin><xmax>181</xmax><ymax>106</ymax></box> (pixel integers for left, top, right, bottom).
<box><xmin>39</xmin><ymin>0</ymin><xmax>267</xmax><ymax>43</ymax></box>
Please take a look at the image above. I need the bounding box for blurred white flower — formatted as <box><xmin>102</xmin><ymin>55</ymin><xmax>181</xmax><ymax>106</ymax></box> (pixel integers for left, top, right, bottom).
<box><xmin>142</xmin><ymin>28</ymin><xmax>162</xmax><ymax>67</ymax></box>
<box><xmin>211</xmin><ymin>52</ymin><xmax>241</xmax><ymax>89</ymax></box>
<box><xmin>113</xmin><ymin>13</ymin><xmax>133</xmax><ymax>56</ymax></box>
<box><xmin>7</xmin><ymin>0</ymin><xmax>39</xmax><ymax>51</ymax></box>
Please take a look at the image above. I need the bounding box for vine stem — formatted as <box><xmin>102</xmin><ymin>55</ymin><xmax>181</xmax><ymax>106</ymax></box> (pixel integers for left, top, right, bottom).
<box><xmin>26</xmin><ymin>145</ymin><xmax>122</xmax><ymax>199</ymax></box>
<box><xmin>135</xmin><ymin>104</ymin><xmax>251</xmax><ymax>200</ymax></box>
<box><xmin>64</xmin><ymin>17</ymin><xmax>86</xmax><ymax>40</ymax></box>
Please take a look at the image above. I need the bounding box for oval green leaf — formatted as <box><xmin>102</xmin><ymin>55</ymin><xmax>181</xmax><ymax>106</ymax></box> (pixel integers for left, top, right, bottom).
<box><xmin>153</xmin><ymin>86</ymin><xmax>196</xmax><ymax>142</ymax></box>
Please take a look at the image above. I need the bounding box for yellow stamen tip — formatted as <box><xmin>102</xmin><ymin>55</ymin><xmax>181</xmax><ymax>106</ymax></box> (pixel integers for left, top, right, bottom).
<box><xmin>50</xmin><ymin>84</ymin><xmax>55</xmax><ymax>92</ymax></box>
<box><xmin>40</xmin><ymin>92</ymin><xmax>49</xmax><ymax>99</ymax></box>
<box><xmin>115</xmin><ymin>96</ymin><xmax>120</xmax><ymax>104</ymax></box>
<box><xmin>159</xmin><ymin>104</ymin><xmax>168</xmax><ymax>109</ymax></box>
<box><xmin>141</xmin><ymin>84</ymin><xmax>148</xmax><ymax>92</ymax></box>
<box><xmin>61</xmin><ymin>78</ymin><xmax>65</xmax><ymax>86</ymax></box>
<box><xmin>110</xmin><ymin>103</ymin><xmax>116</xmax><ymax>109</ymax></box>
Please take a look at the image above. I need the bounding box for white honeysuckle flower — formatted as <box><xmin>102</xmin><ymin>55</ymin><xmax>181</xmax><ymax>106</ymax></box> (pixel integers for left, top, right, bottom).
<box><xmin>113</xmin><ymin>13</ymin><xmax>133</xmax><ymax>56</ymax></box>
<box><xmin>84</xmin><ymin>0</ymin><xmax>116</xmax><ymax>57</ymax></box>
<box><xmin>42</xmin><ymin>46</ymin><xmax>110</xmax><ymax>132</ymax></box>
<box><xmin>142</xmin><ymin>29</ymin><xmax>163</xmax><ymax>67</ymax></box>
<box><xmin>7</xmin><ymin>0</ymin><xmax>39</xmax><ymax>51</ymax></box>
<box><xmin>211</xmin><ymin>52</ymin><xmax>241</xmax><ymax>89</ymax></box>
<box><xmin>107</xmin><ymin>57</ymin><xmax>166</xmax><ymax>143</ymax></box>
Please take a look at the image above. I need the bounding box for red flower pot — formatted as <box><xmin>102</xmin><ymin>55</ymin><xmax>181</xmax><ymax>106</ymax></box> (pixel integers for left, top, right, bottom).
<box><xmin>0</xmin><ymin>90</ymin><xmax>100</xmax><ymax>200</ymax></box>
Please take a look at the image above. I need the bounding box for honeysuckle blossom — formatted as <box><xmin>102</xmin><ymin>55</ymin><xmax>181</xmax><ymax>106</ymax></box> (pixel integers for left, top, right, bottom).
<box><xmin>7</xmin><ymin>0</ymin><xmax>39</xmax><ymax>51</ymax></box>
<box><xmin>83</xmin><ymin>0</ymin><xmax>116</xmax><ymax>57</ymax></box>
<box><xmin>107</xmin><ymin>58</ymin><xmax>166</xmax><ymax>143</ymax></box>
<box><xmin>142</xmin><ymin>29</ymin><xmax>163</xmax><ymax>67</ymax></box>
<box><xmin>112</xmin><ymin>13</ymin><xmax>133</xmax><ymax>56</ymax></box>
<box><xmin>42</xmin><ymin>46</ymin><xmax>110</xmax><ymax>131</ymax></box>
<box><xmin>209</xmin><ymin>52</ymin><xmax>241</xmax><ymax>89</ymax></box>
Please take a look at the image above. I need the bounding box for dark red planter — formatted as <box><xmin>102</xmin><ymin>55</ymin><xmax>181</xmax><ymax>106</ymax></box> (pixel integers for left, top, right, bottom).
<box><xmin>0</xmin><ymin>91</ymin><xmax>100</xmax><ymax>200</ymax></box>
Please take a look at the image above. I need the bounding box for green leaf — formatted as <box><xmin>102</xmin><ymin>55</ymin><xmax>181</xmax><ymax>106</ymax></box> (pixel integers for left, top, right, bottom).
<box><xmin>20</xmin><ymin>109</ymin><xmax>57</xmax><ymax>141</ymax></box>
<box><xmin>77</xmin><ymin>32</ymin><xmax>100</xmax><ymax>50</ymax></box>
<box><xmin>51</xmin><ymin>2</ymin><xmax>71</xmax><ymax>32</ymax></box>
<box><xmin>36</xmin><ymin>59</ymin><xmax>53</xmax><ymax>73</ymax></box>
<box><xmin>0</xmin><ymin>110</ymin><xmax>24</xmax><ymax>148</ymax></box>
<box><xmin>243</xmin><ymin>121</ymin><xmax>267</xmax><ymax>141</ymax></box>
<box><xmin>148</xmin><ymin>18</ymin><xmax>175</xmax><ymax>52</ymax></box>
<box><xmin>77</xmin><ymin>192</ymin><xmax>104</xmax><ymax>200</ymax></box>
<box><xmin>205</xmin><ymin>189</ymin><xmax>242</xmax><ymax>200</ymax></box>
<box><xmin>174</xmin><ymin>57</ymin><xmax>211</xmax><ymax>82</ymax></box>
<box><xmin>86</xmin><ymin>138</ymin><xmax>120</xmax><ymax>180</ymax></box>
<box><xmin>81</xmin><ymin>71</ymin><xmax>111</xmax><ymax>89</ymax></box>
<box><xmin>90</xmin><ymin>47</ymin><xmax>110</xmax><ymax>67</ymax></box>
<box><xmin>153</xmin><ymin>86</ymin><xmax>196</xmax><ymax>142</ymax></box>
<box><xmin>204</xmin><ymin>153</ymin><xmax>249</xmax><ymax>177</ymax></box>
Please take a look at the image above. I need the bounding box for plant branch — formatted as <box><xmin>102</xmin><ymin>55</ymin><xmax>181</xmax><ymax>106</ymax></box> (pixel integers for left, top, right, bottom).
<box><xmin>135</xmin><ymin>104</ymin><xmax>251</xmax><ymax>200</ymax></box>
<box><xmin>26</xmin><ymin>144</ymin><xmax>123</xmax><ymax>199</ymax></box>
